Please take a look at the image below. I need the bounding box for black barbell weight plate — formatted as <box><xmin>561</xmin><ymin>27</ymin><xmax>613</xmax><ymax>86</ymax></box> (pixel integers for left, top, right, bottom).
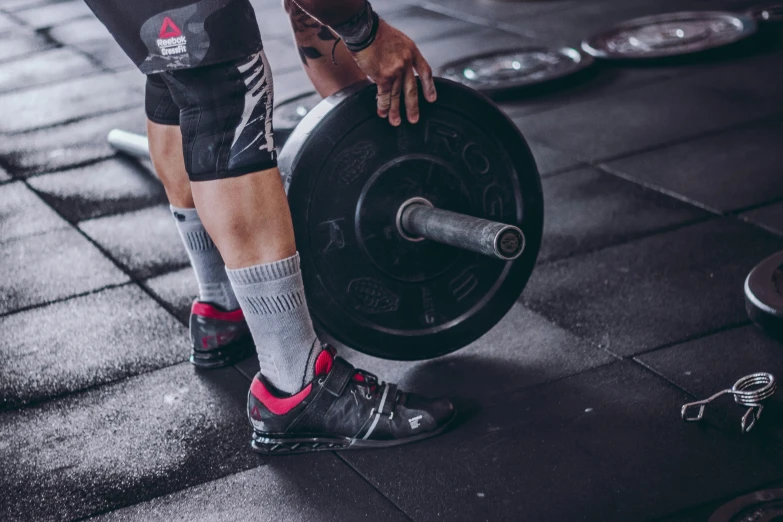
<box><xmin>582</xmin><ymin>11</ymin><xmax>757</xmax><ymax>60</ymax></box>
<box><xmin>709</xmin><ymin>488</ymin><xmax>783</xmax><ymax>521</ymax></box>
<box><xmin>437</xmin><ymin>47</ymin><xmax>594</xmax><ymax>96</ymax></box>
<box><xmin>745</xmin><ymin>250</ymin><xmax>783</xmax><ymax>340</ymax></box>
<box><xmin>279</xmin><ymin>79</ymin><xmax>543</xmax><ymax>360</ymax></box>
<box><xmin>274</xmin><ymin>91</ymin><xmax>321</xmax><ymax>149</ymax></box>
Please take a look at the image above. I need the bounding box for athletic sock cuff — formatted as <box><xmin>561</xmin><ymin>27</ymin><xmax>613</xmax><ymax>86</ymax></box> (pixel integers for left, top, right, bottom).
<box><xmin>170</xmin><ymin>205</ymin><xmax>201</xmax><ymax>222</ymax></box>
<box><xmin>226</xmin><ymin>253</ymin><xmax>301</xmax><ymax>285</ymax></box>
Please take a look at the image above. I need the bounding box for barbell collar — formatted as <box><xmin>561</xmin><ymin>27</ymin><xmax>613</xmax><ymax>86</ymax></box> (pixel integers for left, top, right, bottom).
<box><xmin>398</xmin><ymin>198</ymin><xmax>525</xmax><ymax>261</ymax></box>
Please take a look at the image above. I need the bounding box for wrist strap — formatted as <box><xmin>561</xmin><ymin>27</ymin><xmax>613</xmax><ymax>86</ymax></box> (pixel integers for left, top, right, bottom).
<box><xmin>331</xmin><ymin>1</ymin><xmax>380</xmax><ymax>53</ymax></box>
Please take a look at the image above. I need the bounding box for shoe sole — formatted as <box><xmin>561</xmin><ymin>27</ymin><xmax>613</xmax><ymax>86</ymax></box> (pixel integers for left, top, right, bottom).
<box><xmin>190</xmin><ymin>339</ymin><xmax>255</xmax><ymax>370</ymax></box>
<box><xmin>250</xmin><ymin>410</ymin><xmax>458</xmax><ymax>455</ymax></box>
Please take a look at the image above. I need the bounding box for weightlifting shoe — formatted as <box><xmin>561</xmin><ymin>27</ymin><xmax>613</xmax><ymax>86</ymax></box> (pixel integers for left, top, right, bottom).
<box><xmin>247</xmin><ymin>346</ymin><xmax>456</xmax><ymax>454</ymax></box>
<box><xmin>189</xmin><ymin>301</ymin><xmax>254</xmax><ymax>369</ymax></box>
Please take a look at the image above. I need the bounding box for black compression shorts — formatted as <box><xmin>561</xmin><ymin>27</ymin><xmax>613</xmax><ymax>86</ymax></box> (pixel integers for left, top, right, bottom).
<box><xmin>83</xmin><ymin>0</ymin><xmax>262</xmax><ymax>75</ymax></box>
<box><xmin>147</xmin><ymin>49</ymin><xmax>278</xmax><ymax>182</ymax></box>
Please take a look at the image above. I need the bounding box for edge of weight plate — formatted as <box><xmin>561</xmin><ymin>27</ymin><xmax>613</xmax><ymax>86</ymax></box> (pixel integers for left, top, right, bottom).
<box><xmin>278</xmin><ymin>79</ymin><xmax>373</xmax><ymax>192</ymax></box>
<box><xmin>581</xmin><ymin>10</ymin><xmax>758</xmax><ymax>60</ymax></box>
<box><xmin>745</xmin><ymin>251</ymin><xmax>783</xmax><ymax>316</ymax></box>
<box><xmin>436</xmin><ymin>46</ymin><xmax>595</xmax><ymax>95</ymax></box>
<box><xmin>748</xmin><ymin>3</ymin><xmax>783</xmax><ymax>23</ymax></box>
<box><xmin>708</xmin><ymin>488</ymin><xmax>783</xmax><ymax>522</ymax></box>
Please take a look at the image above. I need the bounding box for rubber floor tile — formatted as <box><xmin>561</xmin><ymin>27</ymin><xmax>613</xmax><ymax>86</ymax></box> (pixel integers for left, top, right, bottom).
<box><xmin>638</xmin><ymin>325</ymin><xmax>783</xmax><ymax>446</ymax></box>
<box><xmin>28</xmin><ymin>158</ymin><xmax>165</xmax><ymax>222</ymax></box>
<box><xmin>417</xmin><ymin>28</ymin><xmax>531</xmax><ymax>71</ymax></box>
<box><xmin>75</xmin><ymin>36</ymin><xmax>137</xmax><ymax>71</ymax></box>
<box><xmin>0</xmin><ymin>181</ymin><xmax>68</xmax><ymax>242</ymax></box>
<box><xmin>523</xmin><ymin>219</ymin><xmax>783</xmax><ymax>356</ymax></box>
<box><xmin>337</xmin><ymin>301</ymin><xmax>615</xmax><ymax>401</ymax></box>
<box><xmin>341</xmin><ymin>361</ymin><xmax>783</xmax><ymax>522</ymax></box>
<box><xmin>0</xmin><ymin>31</ymin><xmax>53</xmax><ymax>63</ymax></box>
<box><xmin>47</xmin><ymin>15</ymin><xmax>112</xmax><ymax>46</ymax></box>
<box><xmin>539</xmin><ymin>167</ymin><xmax>708</xmax><ymax>263</ymax></box>
<box><xmin>0</xmin><ymin>227</ymin><xmax>129</xmax><ymax>315</ymax></box>
<box><xmin>527</xmin><ymin>141</ymin><xmax>583</xmax><ymax>177</ymax></box>
<box><xmin>0</xmin><ymin>364</ymin><xmax>258</xmax><ymax>522</ymax></box>
<box><xmin>144</xmin><ymin>266</ymin><xmax>199</xmax><ymax>325</ymax></box>
<box><xmin>0</xmin><ymin>47</ymin><xmax>97</xmax><ymax>94</ymax></box>
<box><xmin>741</xmin><ymin>202</ymin><xmax>783</xmax><ymax>236</ymax></box>
<box><xmin>604</xmin><ymin>118</ymin><xmax>783</xmax><ymax>214</ymax></box>
<box><xmin>90</xmin><ymin>455</ymin><xmax>409</xmax><ymax>522</ymax></box>
<box><xmin>12</xmin><ymin>0</ymin><xmax>93</xmax><ymax>29</ymax></box>
<box><xmin>514</xmin><ymin>53</ymin><xmax>783</xmax><ymax>162</ymax></box>
<box><xmin>0</xmin><ymin>285</ymin><xmax>188</xmax><ymax>410</ymax></box>
<box><xmin>384</xmin><ymin>6</ymin><xmax>481</xmax><ymax>44</ymax></box>
<box><xmin>0</xmin><ymin>73</ymin><xmax>140</xmax><ymax>133</ymax></box>
<box><xmin>0</xmin><ymin>107</ymin><xmax>147</xmax><ymax>176</ymax></box>
<box><xmin>79</xmin><ymin>205</ymin><xmax>189</xmax><ymax>280</ymax></box>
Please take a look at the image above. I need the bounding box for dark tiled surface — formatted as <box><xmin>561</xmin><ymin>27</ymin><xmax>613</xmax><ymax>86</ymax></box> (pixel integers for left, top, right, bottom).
<box><xmin>79</xmin><ymin>205</ymin><xmax>189</xmax><ymax>280</ymax></box>
<box><xmin>12</xmin><ymin>0</ymin><xmax>92</xmax><ymax>28</ymax></box>
<box><xmin>0</xmin><ymin>107</ymin><xmax>147</xmax><ymax>176</ymax></box>
<box><xmin>417</xmin><ymin>27</ymin><xmax>530</xmax><ymax>70</ymax></box>
<box><xmin>4</xmin><ymin>0</ymin><xmax>783</xmax><ymax>519</ymax></box>
<box><xmin>741</xmin><ymin>202</ymin><xmax>783</xmax><ymax>236</ymax></box>
<box><xmin>92</xmin><ymin>456</ymin><xmax>409</xmax><ymax>522</ymax></box>
<box><xmin>604</xmin><ymin>118</ymin><xmax>783</xmax><ymax>214</ymax></box>
<box><xmin>514</xmin><ymin>52</ymin><xmax>783</xmax><ymax>162</ymax></box>
<box><xmin>337</xmin><ymin>302</ymin><xmax>616</xmax><ymax>400</ymax></box>
<box><xmin>506</xmin><ymin>0</ymin><xmax>709</xmax><ymax>46</ymax></box>
<box><xmin>0</xmin><ymin>181</ymin><xmax>68</xmax><ymax>242</ymax></box>
<box><xmin>524</xmin><ymin>219</ymin><xmax>783</xmax><ymax>356</ymax></box>
<box><xmin>385</xmin><ymin>6</ymin><xmax>480</xmax><ymax>44</ymax></box>
<box><xmin>528</xmin><ymin>141</ymin><xmax>583</xmax><ymax>177</ymax></box>
<box><xmin>420</xmin><ymin>0</ymin><xmax>576</xmax><ymax>24</ymax></box>
<box><xmin>144</xmin><ymin>266</ymin><xmax>198</xmax><ymax>324</ymax></box>
<box><xmin>638</xmin><ymin>326</ymin><xmax>783</xmax><ymax>444</ymax></box>
<box><xmin>342</xmin><ymin>361</ymin><xmax>783</xmax><ymax>522</ymax></box>
<box><xmin>0</xmin><ymin>47</ymin><xmax>98</xmax><ymax>93</ymax></box>
<box><xmin>0</xmin><ymin>32</ymin><xmax>54</xmax><ymax>63</ymax></box>
<box><xmin>539</xmin><ymin>167</ymin><xmax>708</xmax><ymax>263</ymax></box>
<box><xmin>76</xmin><ymin>36</ymin><xmax>137</xmax><ymax>71</ymax></box>
<box><xmin>0</xmin><ymin>228</ymin><xmax>128</xmax><ymax>315</ymax></box>
<box><xmin>0</xmin><ymin>364</ymin><xmax>258</xmax><ymax>522</ymax></box>
<box><xmin>46</xmin><ymin>15</ymin><xmax>112</xmax><ymax>45</ymax></box>
<box><xmin>28</xmin><ymin>158</ymin><xmax>166</xmax><ymax>222</ymax></box>
<box><xmin>0</xmin><ymin>285</ymin><xmax>188</xmax><ymax>410</ymax></box>
<box><xmin>0</xmin><ymin>73</ymin><xmax>140</xmax><ymax>133</ymax></box>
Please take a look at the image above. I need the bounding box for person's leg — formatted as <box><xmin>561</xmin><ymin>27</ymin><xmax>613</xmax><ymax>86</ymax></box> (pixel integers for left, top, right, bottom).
<box><xmin>284</xmin><ymin>0</ymin><xmax>367</xmax><ymax>97</ymax></box>
<box><xmin>163</xmin><ymin>50</ymin><xmax>321</xmax><ymax>393</ymax></box>
<box><xmin>145</xmin><ymin>75</ymin><xmax>240</xmax><ymax>314</ymax></box>
<box><xmin>145</xmin><ymin>75</ymin><xmax>251</xmax><ymax>369</ymax></box>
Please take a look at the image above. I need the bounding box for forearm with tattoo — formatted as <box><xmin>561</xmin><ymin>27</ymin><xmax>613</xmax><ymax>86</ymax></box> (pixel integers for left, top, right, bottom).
<box><xmin>285</xmin><ymin>0</ymin><xmax>341</xmax><ymax>66</ymax></box>
<box><xmin>287</xmin><ymin>0</ymin><xmax>365</xmax><ymax>27</ymax></box>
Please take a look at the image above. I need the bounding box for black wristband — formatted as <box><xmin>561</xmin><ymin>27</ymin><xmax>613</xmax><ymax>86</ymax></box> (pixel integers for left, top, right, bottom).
<box><xmin>331</xmin><ymin>1</ymin><xmax>380</xmax><ymax>53</ymax></box>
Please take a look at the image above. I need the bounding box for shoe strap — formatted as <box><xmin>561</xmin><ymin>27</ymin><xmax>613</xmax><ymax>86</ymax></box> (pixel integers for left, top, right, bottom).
<box><xmin>379</xmin><ymin>384</ymin><xmax>398</xmax><ymax>417</ymax></box>
<box><xmin>322</xmin><ymin>357</ymin><xmax>354</xmax><ymax>397</ymax></box>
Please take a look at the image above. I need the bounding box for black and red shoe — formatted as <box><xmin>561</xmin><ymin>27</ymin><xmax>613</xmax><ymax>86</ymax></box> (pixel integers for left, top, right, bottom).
<box><xmin>189</xmin><ymin>301</ymin><xmax>254</xmax><ymax>369</ymax></box>
<box><xmin>247</xmin><ymin>347</ymin><xmax>456</xmax><ymax>454</ymax></box>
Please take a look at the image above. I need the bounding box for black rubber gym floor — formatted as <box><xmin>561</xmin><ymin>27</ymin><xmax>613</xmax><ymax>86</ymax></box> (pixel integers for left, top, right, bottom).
<box><xmin>1</xmin><ymin>0</ymin><xmax>782</xmax><ymax>520</ymax></box>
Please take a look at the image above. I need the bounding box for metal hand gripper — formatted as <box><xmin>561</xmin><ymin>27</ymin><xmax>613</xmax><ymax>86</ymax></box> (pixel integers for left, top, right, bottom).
<box><xmin>681</xmin><ymin>372</ymin><xmax>776</xmax><ymax>433</ymax></box>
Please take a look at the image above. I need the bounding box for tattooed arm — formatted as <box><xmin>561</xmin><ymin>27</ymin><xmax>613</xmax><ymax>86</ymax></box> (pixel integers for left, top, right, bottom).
<box><xmin>284</xmin><ymin>0</ymin><xmax>366</xmax><ymax>97</ymax></box>
<box><xmin>285</xmin><ymin>0</ymin><xmax>437</xmax><ymax>126</ymax></box>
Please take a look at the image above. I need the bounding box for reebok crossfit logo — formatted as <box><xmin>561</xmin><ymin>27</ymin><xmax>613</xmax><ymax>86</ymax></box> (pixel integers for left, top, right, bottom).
<box><xmin>156</xmin><ymin>17</ymin><xmax>187</xmax><ymax>57</ymax></box>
